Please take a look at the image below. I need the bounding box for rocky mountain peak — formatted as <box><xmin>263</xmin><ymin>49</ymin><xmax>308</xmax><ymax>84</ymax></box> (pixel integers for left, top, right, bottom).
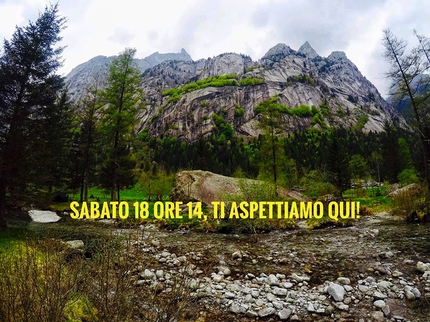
<box><xmin>261</xmin><ymin>43</ymin><xmax>294</xmax><ymax>62</ymax></box>
<box><xmin>298</xmin><ymin>41</ymin><xmax>319</xmax><ymax>59</ymax></box>
<box><xmin>328</xmin><ymin>51</ymin><xmax>348</xmax><ymax>61</ymax></box>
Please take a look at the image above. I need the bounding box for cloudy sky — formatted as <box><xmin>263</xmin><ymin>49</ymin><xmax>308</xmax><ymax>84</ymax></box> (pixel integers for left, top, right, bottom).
<box><xmin>0</xmin><ymin>0</ymin><xmax>429</xmax><ymax>97</ymax></box>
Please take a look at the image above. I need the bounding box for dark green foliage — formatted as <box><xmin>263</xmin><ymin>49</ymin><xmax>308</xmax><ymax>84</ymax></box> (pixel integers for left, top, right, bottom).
<box><xmin>98</xmin><ymin>48</ymin><xmax>144</xmax><ymax>201</ymax></box>
<box><xmin>0</xmin><ymin>4</ymin><xmax>68</xmax><ymax>225</ymax></box>
<box><xmin>327</xmin><ymin>130</ymin><xmax>351</xmax><ymax>196</ymax></box>
<box><xmin>234</xmin><ymin>107</ymin><xmax>244</xmax><ymax>117</ymax></box>
<box><xmin>286</xmin><ymin>74</ymin><xmax>314</xmax><ymax>85</ymax></box>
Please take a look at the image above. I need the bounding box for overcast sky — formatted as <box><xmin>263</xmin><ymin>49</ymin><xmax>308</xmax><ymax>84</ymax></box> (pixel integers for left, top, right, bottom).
<box><xmin>1</xmin><ymin>0</ymin><xmax>429</xmax><ymax>97</ymax></box>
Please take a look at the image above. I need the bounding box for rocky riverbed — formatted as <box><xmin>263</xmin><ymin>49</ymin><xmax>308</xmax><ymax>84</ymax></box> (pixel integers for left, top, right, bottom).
<box><xmin>64</xmin><ymin>212</ymin><xmax>430</xmax><ymax>321</ymax></box>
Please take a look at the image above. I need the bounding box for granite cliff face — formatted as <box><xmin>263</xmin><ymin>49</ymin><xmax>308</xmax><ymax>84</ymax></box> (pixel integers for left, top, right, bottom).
<box><xmin>66</xmin><ymin>49</ymin><xmax>192</xmax><ymax>101</ymax></box>
<box><xmin>66</xmin><ymin>42</ymin><xmax>405</xmax><ymax>141</ymax></box>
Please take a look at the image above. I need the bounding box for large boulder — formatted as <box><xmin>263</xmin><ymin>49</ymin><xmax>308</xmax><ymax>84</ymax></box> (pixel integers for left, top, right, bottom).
<box><xmin>169</xmin><ymin>170</ymin><xmax>308</xmax><ymax>204</ymax></box>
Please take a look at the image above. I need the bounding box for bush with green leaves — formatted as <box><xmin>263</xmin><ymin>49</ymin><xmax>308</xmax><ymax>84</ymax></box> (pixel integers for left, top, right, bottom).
<box><xmin>397</xmin><ymin>168</ymin><xmax>419</xmax><ymax>186</ymax></box>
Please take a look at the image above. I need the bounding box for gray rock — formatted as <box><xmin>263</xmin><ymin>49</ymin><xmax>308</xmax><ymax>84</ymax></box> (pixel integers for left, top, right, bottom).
<box><xmin>337</xmin><ymin>277</ymin><xmax>351</xmax><ymax>285</ymax></box>
<box><xmin>358</xmin><ymin>285</ymin><xmax>370</xmax><ymax>292</ymax></box>
<box><xmin>228</xmin><ymin>283</ymin><xmax>241</xmax><ymax>292</ymax></box>
<box><xmin>232</xmin><ymin>250</ymin><xmax>242</xmax><ymax>260</ymax></box>
<box><xmin>373</xmin><ymin>291</ymin><xmax>387</xmax><ymax>299</ymax></box>
<box><xmin>268</xmin><ymin>274</ymin><xmax>279</xmax><ymax>286</ymax></box>
<box><xmin>155</xmin><ymin>270</ymin><xmax>164</xmax><ymax>279</ymax></box>
<box><xmin>327</xmin><ymin>283</ymin><xmax>346</xmax><ymax>302</ymax></box>
<box><xmin>142</xmin><ymin>269</ymin><xmax>154</xmax><ymax>280</ymax></box>
<box><xmin>29</xmin><ymin>210</ymin><xmax>61</xmax><ymax>223</ymax></box>
<box><xmin>283</xmin><ymin>282</ymin><xmax>294</xmax><ymax>289</ymax></box>
<box><xmin>230</xmin><ymin>302</ymin><xmax>246</xmax><ymax>314</ymax></box>
<box><xmin>372</xmin><ymin>311</ymin><xmax>385</xmax><ymax>322</ymax></box>
<box><xmin>392</xmin><ymin>270</ymin><xmax>403</xmax><ymax>277</ymax></box>
<box><xmin>224</xmin><ymin>292</ymin><xmax>235</xmax><ymax>299</ymax></box>
<box><xmin>64</xmin><ymin>240</ymin><xmax>84</xmax><ymax>249</ymax></box>
<box><xmin>278</xmin><ymin>308</ymin><xmax>292</xmax><ymax>320</ymax></box>
<box><xmin>255</xmin><ymin>299</ymin><xmax>265</xmax><ymax>307</ymax></box>
<box><xmin>272</xmin><ymin>287</ymin><xmax>288</xmax><ymax>296</ymax></box>
<box><xmin>246</xmin><ymin>310</ymin><xmax>259</xmax><ymax>318</ymax></box>
<box><xmin>373</xmin><ymin>300</ymin><xmax>386</xmax><ymax>308</ymax></box>
<box><xmin>267</xmin><ymin>293</ymin><xmax>277</xmax><ymax>302</ymax></box>
<box><xmin>405</xmin><ymin>290</ymin><xmax>415</xmax><ymax>300</ymax></box>
<box><xmin>411</xmin><ymin>287</ymin><xmax>421</xmax><ymax>298</ymax></box>
<box><xmin>258</xmin><ymin>307</ymin><xmax>276</xmax><ymax>317</ymax></box>
<box><xmin>291</xmin><ymin>273</ymin><xmax>310</xmax><ymax>282</ymax></box>
<box><xmin>212</xmin><ymin>274</ymin><xmax>223</xmax><ymax>282</ymax></box>
<box><xmin>334</xmin><ymin>302</ymin><xmax>349</xmax><ymax>311</ymax></box>
<box><xmin>273</xmin><ymin>301</ymin><xmax>283</xmax><ymax>309</ymax></box>
<box><xmin>382</xmin><ymin>304</ymin><xmax>391</xmax><ymax>317</ymax></box>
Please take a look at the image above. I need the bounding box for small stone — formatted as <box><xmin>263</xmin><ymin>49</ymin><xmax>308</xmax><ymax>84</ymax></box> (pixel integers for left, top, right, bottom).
<box><xmin>255</xmin><ymin>299</ymin><xmax>265</xmax><ymax>307</ymax></box>
<box><xmin>392</xmin><ymin>270</ymin><xmax>403</xmax><ymax>277</ymax></box>
<box><xmin>228</xmin><ymin>284</ymin><xmax>241</xmax><ymax>293</ymax></box>
<box><xmin>411</xmin><ymin>288</ymin><xmax>421</xmax><ymax>298</ymax></box>
<box><xmin>373</xmin><ymin>300</ymin><xmax>386</xmax><ymax>308</ymax></box>
<box><xmin>258</xmin><ymin>307</ymin><xmax>276</xmax><ymax>317</ymax></box>
<box><xmin>382</xmin><ymin>304</ymin><xmax>390</xmax><ymax>317</ymax></box>
<box><xmin>278</xmin><ymin>308</ymin><xmax>292</xmax><ymax>320</ymax></box>
<box><xmin>334</xmin><ymin>302</ymin><xmax>349</xmax><ymax>311</ymax></box>
<box><xmin>325</xmin><ymin>305</ymin><xmax>334</xmax><ymax>314</ymax></box>
<box><xmin>246</xmin><ymin>310</ymin><xmax>258</xmax><ymax>318</ymax></box>
<box><xmin>372</xmin><ymin>311</ymin><xmax>385</xmax><ymax>322</ymax></box>
<box><xmin>373</xmin><ymin>291</ymin><xmax>387</xmax><ymax>299</ymax></box>
<box><xmin>344</xmin><ymin>285</ymin><xmax>353</xmax><ymax>292</ymax></box>
<box><xmin>328</xmin><ymin>283</ymin><xmax>345</xmax><ymax>302</ymax></box>
<box><xmin>251</xmin><ymin>290</ymin><xmax>259</xmax><ymax>298</ymax></box>
<box><xmin>142</xmin><ymin>269</ymin><xmax>154</xmax><ymax>280</ymax></box>
<box><xmin>283</xmin><ymin>282</ymin><xmax>294</xmax><ymax>289</ymax></box>
<box><xmin>358</xmin><ymin>285</ymin><xmax>369</xmax><ymax>292</ymax></box>
<box><xmin>291</xmin><ymin>273</ymin><xmax>310</xmax><ymax>282</ymax></box>
<box><xmin>272</xmin><ymin>287</ymin><xmax>288</xmax><ymax>296</ymax></box>
<box><xmin>155</xmin><ymin>270</ymin><xmax>164</xmax><ymax>279</ymax></box>
<box><xmin>232</xmin><ymin>251</ymin><xmax>242</xmax><ymax>260</ymax></box>
<box><xmin>273</xmin><ymin>301</ymin><xmax>283</xmax><ymax>309</ymax></box>
<box><xmin>177</xmin><ymin>255</ymin><xmax>187</xmax><ymax>262</ymax></box>
<box><xmin>222</xmin><ymin>267</ymin><xmax>231</xmax><ymax>275</ymax></box>
<box><xmin>64</xmin><ymin>240</ymin><xmax>84</xmax><ymax>249</ymax></box>
<box><xmin>417</xmin><ymin>261</ymin><xmax>430</xmax><ymax>273</ymax></box>
<box><xmin>225</xmin><ymin>291</ymin><xmax>236</xmax><ymax>299</ymax></box>
<box><xmin>267</xmin><ymin>293</ymin><xmax>277</xmax><ymax>302</ymax></box>
<box><xmin>307</xmin><ymin>302</ymin><xmax>315</xmax><ymax>312</ymax></box>
<box><xmin>290</xmin><ymin>314</ymin><xmax>300</xmax><ymax>321</ymax></box>
<box><xmin>268</xmin><ymin>274</ymin><xmax>279</xmax><ymax>286</ymax></box>
<box><xmin>230</xmin><ymin>303</ymin><xmax>246</xmax><ymax>314</ymax></box>
<box><xmin>337</xmin><ymin>277</ymin><xmax>351</xmax><ymax>285</ymax></box>
<box><xmin>212</xmin><ymin>274</ymin><xmax>223</xmax><ymax>283</ymax></box>
<box><xmin>405</xmin><ymin>290</ymin><xmax>415</xmax><ymax>300</ymax></box>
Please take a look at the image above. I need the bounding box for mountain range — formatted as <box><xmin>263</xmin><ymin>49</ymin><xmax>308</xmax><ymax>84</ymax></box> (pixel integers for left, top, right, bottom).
<box><xmin>65</xmin><ymin>42</ymin><xmax>406</xmax><ymax>141</ymax></box>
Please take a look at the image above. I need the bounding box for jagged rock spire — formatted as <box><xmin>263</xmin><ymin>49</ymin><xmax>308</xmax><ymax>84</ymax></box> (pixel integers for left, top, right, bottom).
<box><xmin>298</xmin><ymin>41</ymin><xmax>319</xmax><ymax>59</ymax></box>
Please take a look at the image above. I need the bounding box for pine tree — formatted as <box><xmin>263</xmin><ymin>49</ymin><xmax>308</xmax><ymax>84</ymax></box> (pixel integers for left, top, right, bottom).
<box><xmin>69</xmin><ymin>74</ymin><xmax>104</xmax><ymax>202</ymax></box>
<box><xmin>99</xmin><ymin>48</ymin><xmax>144</xmax><ymax>201</ymax></box>
<box><xmin>0</xmin><ymin>4</ymin><xmax>66</xmax><ymax>226</ymax></box>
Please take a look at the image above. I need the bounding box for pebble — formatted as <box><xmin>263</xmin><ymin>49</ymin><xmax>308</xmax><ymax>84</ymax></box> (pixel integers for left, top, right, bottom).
<box><xmin>373</xmin><ymin>299</ymin><xmax>386</xmax><ymax>308</ymax></box>
<box><xmin>278</xmin><ymin>308</ymin><xmax>292</xmax><ymax>320</ymax></box>
<box><xmin>258</xmin><ymin>307</ymin><xmax>276</xmax><ymax>317</ymax></box>
<box><xmin>328</xmin><ymin>283</ymin><xmax>345</xmax><ymax>301</ymax></box>
<box><xmin>372</xmin><ymin>311</ymin><xmax>385</xmax><ymax>321</ymax></box>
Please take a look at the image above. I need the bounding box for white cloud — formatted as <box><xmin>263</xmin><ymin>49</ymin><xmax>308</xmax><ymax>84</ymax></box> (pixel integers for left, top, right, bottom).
<box><xmin>1</xmin><ymin>0</ymin><xmax>430</xmax><ymax>96</ymax></box>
